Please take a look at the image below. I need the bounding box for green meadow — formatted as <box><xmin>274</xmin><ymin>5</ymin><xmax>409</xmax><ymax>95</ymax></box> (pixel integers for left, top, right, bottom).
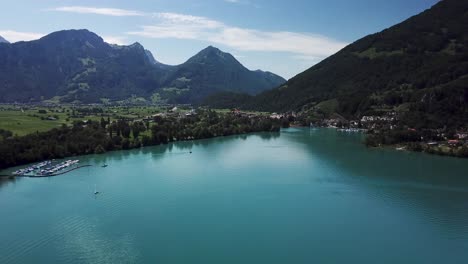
<box><xmin>0</xmin><ymin>105</ymin><xmax>164</xmax><ymax>136</ymax></box>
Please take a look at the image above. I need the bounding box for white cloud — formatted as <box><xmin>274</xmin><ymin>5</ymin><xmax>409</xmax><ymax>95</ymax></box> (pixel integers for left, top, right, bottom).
<box><xmin>50</xmin><ymin>6</ymin><xmax>145</xmax><ymax>16</ymax></box>
<box><xmin>291</xmin><ymin>54</ymin><xmax>321</xmax><ymax>62</ymax></box>
<box><xmin>46</xmin><ymin>6</ymin><xmax>346</xmax><ymax>60</ymax></box>
<box><xmin>212</xmin><ymin>28</ymin><xmax>346</xmax><ymax>57</ymax></box>
<box><xmin>225</xmin><ymin>0</ymin><xmax>240</xmax><ymax>3</ymax></box>
<box><xmin>127</xmin><ymin>12</ymin><xmax>347</xmax><ymax>59</ymax></box>
<box><xmin>102</xmin><ymin>35</ymin><xmax>129</xmax><ymax>45</ymax></box>
<box><xmin>132</xmin><ymin>13</ymin><xmax>223</xmax><ymax>40</ymax></box>
<box><xmin>232</xmin><ymin>54</ymin><xmax>246</xmax><ymax>59</ymax></box>
<box><xmin>154</xmin><ymin>13</ymin><xmax>223</xmax><ymax>29</ymax></box>
<box><xmin>0</xmin><ymin>30</ymin><xmax>44</xmax><ymax>42</ymax></box>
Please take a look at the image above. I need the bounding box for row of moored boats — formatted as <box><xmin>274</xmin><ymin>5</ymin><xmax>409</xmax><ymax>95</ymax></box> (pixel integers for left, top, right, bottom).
<box><xmin>337</xmin><ymin>128</ymin><xmax>365</xmax><ymax>132</ymax></box>
<box><xmin>12</xmin><ymin>160</ymin><xmax>79</xmax><ymax>176</ymax></box>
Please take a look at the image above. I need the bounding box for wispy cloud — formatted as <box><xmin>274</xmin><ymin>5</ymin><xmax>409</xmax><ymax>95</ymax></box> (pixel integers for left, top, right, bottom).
<box><xmin>50</xmin><ymin>6</ymin><xmax>145</xmax><ymax>16</ymax></box>
<box><xmin>224</xmin><ymin>0</ymin><xmax>260</xmax><ymax>8</ymax></box>
<box><xmin>128</xmin><ymin>13</ymin><xmax>347</xmax><ymax>58</ymax></box>
<box><xmin>102</xmin><ymin>35</ymin><xmax>129</xmax><ymax>45</ymax></box>
<box><xmin>0</xmin><ymin>30</ymin><xmax>44</xmax><ymax>42</ymax></box>
<box><xmin>47</xmin><ymin>6</ymin><xmax>346</xmax><ymax>63</ymax></box>
<box><xmin>132</xmin><ymin>13</ymin><xmax>223</xmax><ymax>40</ymax></box>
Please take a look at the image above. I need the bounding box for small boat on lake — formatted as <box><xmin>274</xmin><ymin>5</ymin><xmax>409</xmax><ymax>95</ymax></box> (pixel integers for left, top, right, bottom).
<box><xmin>101</xmin><ymin>164</ymin><xmax>108</xmax><ymax>168</ymax></box>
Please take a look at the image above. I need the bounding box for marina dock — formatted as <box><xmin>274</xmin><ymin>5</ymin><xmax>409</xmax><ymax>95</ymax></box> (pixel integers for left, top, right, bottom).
<box><xmin>18</xmin><ymin>165</ymin><xmax>92</xmax><ymax>178</ymax></box>
<box><xmin>10</xmin><ymin>160</ymin><xmax>92</xmax><ymax>178</ymax></box>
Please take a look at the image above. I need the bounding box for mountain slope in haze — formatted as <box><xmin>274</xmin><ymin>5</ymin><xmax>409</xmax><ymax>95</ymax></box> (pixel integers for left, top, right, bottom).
<box><xmin>215</xmin><ymin>0</ymin><xmax>467</xmax><ymax>129</ymax></box>
<box><xmin>159</xmin><ymin>46</ymin><xmax>286</xmax><ymax>103</ymax></box>
<box><xmin>0</xmin><ymin>29</ymin><xmax>166</xmax><ymax>103</ymax></box>
<box><xmin>0</xmin><ymin>36</ymin><xmax>8</xmax><ymax>44</ymax></box>
<box><xmin>0</xmin><ymin>30</ymin><xmax>284</xmax><ymax>103</ymax></box>
<box><xmin>143</xmin><ymin>49</ymin><xmax>173</xmax><ymax>71</ymax></box>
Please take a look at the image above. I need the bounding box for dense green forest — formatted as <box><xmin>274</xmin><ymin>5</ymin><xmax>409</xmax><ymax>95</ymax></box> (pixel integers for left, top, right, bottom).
<box><xmin>204</xmin><ymin>0</ymin><xmax>468</xmax><ymax>130</ymax></box>
<box><xmin>0</xmin><ymin>110</ymin><xmax>282</xmax><ymax>170</ymax></box>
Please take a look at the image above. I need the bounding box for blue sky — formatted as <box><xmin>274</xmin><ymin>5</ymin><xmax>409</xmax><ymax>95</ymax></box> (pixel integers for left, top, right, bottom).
<box><xmin>0</xmin><ymin>0</ymin><xmax>438</xmax><ymax>79</ymax></box>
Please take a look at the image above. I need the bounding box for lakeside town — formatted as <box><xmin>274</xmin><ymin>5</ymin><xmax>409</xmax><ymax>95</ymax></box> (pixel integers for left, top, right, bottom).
<box><xmin>311</xmin><ymin>111</ymin><xmax>467</xmax><ymax>157</ymax></box>
<box><xmin>255</xmin><ymin>108</ymin><xmax>467</xmax><ymax>157</ymax></box>
<box><xmin>1</xmin><ymin>102</ymin><xmax>467</xmax><ymax>161</ymax></box>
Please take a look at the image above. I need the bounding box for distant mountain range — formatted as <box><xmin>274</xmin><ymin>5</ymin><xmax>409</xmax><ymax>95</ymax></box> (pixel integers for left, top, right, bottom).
<box><xmin>206</xmin><ymin>0</ymin><xmax>467</xmax><ymax>129</ymax></box>
<box><xmin>0</xmin><ymin>30</ymin><xmax>285</xmax><ymax>104</ymax></box>
<box><xmin>162</xmin><ymin>46</ymin><xmax>285</xmax><ymax>103</ymax></box>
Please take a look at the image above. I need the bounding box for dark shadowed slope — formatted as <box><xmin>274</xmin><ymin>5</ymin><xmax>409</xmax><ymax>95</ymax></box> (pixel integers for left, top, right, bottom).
<box><xmin>210</xmin><ymin>0</ymin><xmax>467</xmax><ymax>128</ymax></box>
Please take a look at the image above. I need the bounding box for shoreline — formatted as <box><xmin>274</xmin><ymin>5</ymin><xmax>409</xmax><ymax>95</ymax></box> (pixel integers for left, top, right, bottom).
<box><xmin>304</xmin><ymin>124</ymin><xmax>468</xmax><ymax>159</ymax></box>
<box><xmin>373</xmin><ymin>142</ymin><xmax>468</xmax><ymax>159</ymax></box>
<box><xmin>0</xmin><ymin>109</ymin><xmax>283</xmax><ymax>172</ymax></box>
<box><xmin>0</xmin><ymin>165</ymin><xmax>93</xmax><ymax>180</ymax></box>
<box><xmin>2</xmin><ymin>126</ymin><xmax>465</xmax><ymax>178</ymax></box>
<box><xmin>0</xmin><ymin>130</ymin><xmax>280</xmax><ymax>174</ymax></box>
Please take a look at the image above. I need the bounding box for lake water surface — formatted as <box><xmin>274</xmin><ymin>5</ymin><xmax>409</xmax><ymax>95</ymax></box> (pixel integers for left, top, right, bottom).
<box><xmin>1</xmin><ymin>128</ymin><xmax>468</xmax><ymax>263</ymax></box>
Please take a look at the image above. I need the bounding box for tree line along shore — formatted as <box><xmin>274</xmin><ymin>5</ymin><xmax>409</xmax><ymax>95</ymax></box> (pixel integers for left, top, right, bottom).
<box><xmin>0</xmin><ymin>106</ymin><xmax>285</xmax><ymax>171</ymax></box>
<box><xmin>1</xmin><ymin>103</ymin><xmax>466</xmax><ymax>174</ymax></box>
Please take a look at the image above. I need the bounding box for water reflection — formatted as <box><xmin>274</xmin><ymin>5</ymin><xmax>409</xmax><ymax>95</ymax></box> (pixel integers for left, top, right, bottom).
<box><xmin>286</xmin><ymin>128</ymin><xmax>468</xmax><ymax>236</ymax></box>
<box><xmin>258</xmin><ymin>132</ymin><xmax>281</xmax><ymax>141</ymax></box>
<box><xmin>2</xmin><ymin>129</ymin><xmax>468</xmax><ymax>235</ymax></box>
<box><xmin>0</xmin><ymin>176</ymin><xmax>16</xmax><ymax>188</ymax></box>
<box><xmin>1</xmin><ymin>128</ymin><xmax>468</xmax><ymax>263</ymax></box>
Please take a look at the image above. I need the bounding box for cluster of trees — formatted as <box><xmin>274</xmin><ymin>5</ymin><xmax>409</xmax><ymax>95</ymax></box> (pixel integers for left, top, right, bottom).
<box><xmin>365</xmin><ymin>129</ymin><xmax>468</xmax><ymax>158</ymax></box>
<box><xmin>0</xmin><ymin>110</ymin><xmax>283</xmax><ymax>170</ymax></box>
<box><xmin>365</xmin><ymin>129</ymin><xmax>426</xmax><ymax>147</ymax></box>
<box><xmin>143</xmin><ymin>109</ymin><xmax>281</xmax><ymax>146</ymax></box>
<box><xmin>0</xmin><ymin>121</ymin><xmax>112</xmax><ymax>169</ymax></box>
<box><xmin>76</xmin><ymin>107</ymin><xmax>104</xmax><ymax>114</ymax></box>
<box><xmin>0</xmin><ymin>128</ymin><xmax>12</xmax><ymax>140</ymax></box>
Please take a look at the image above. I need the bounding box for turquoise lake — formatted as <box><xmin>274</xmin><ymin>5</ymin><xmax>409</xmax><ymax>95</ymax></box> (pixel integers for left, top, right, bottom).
<box><xmin>1</xmin><ymin>128</ymin><xmax>468</xmax><ymax>263</ymax></box>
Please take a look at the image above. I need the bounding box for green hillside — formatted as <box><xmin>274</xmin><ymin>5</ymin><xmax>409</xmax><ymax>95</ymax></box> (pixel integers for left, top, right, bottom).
<box><xmin>206</xmin><ymin>0</ymin><xmax>468</xmax><ymax>129</ymax></box>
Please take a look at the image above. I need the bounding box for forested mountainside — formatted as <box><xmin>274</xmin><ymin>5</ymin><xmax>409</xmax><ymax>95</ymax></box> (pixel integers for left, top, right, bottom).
<box><xmin>205</xmin><ymin>0</ymin><xmax>468</xmax><ymax>129</ymax></box>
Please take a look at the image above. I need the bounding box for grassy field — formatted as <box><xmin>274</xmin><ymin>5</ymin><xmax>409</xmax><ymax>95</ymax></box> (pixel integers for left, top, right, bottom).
<box><xmin>0</xmin><ymin>105</ymin><xmax>270</xmax><ymax>137</ymax></box>
<box><xmin>0</xmin><ymin>105</ymin><xmax>165</xmax><ymax>136</ymax></box>
<box><xmin>0</xmin><ymin>110</ymin><xmax>68</xmax><ymax>135</ymax></box>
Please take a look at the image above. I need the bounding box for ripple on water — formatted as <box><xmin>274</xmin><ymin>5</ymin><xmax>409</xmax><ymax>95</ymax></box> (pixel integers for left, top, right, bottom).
<box><xmin>1</xmin><ymin>128</ymin><xmax>468</xmax><ymax>263</ymax></box>
<box><xmin>53</xmin><ymin>215</ymin><xmax>141</xmax><ymax>264</ymax></box>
